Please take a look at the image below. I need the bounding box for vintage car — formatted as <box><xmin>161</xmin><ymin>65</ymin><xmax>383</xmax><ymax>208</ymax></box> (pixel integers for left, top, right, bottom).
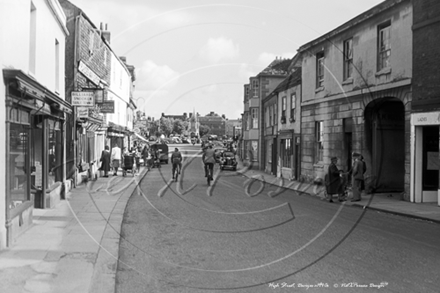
<box><xmin>150</xmin><ymin>143</ymin><xmax>169</xmax><ymax>164</ymax></box>
<box><xmin>219</xmin><ymin>151</ymin><xmax>237</xmax><ymax>171</ymax></box>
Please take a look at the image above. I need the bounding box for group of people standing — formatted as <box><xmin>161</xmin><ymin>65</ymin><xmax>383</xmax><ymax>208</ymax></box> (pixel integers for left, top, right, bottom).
<box><xmin>99</xmin><ymin>143</ymin><xmax>151</xmax><ymax>177</ymax></box>
<box><xmin>327</xmin><ymin>152</ymin><xmax>366</xmax><ymax>203</ymax></box>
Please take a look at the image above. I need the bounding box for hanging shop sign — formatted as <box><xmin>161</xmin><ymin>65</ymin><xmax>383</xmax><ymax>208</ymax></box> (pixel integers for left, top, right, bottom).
<box><xmin>89</xmin><ymin>105</ymin><xmax>101</xmax><ymax>120</ymax></box>
<box><xmin>72</xmin><ymin>91</ymin><xmax>95</xmax><ymax>106</ymax></box>
<box><xmin>78</xmin><ymin>61</ymin><xmax>100</xmax><ymax>86</ymax></box>
<box><xmin>77</xmin><ymin>107</ymin><xmax>89</xmax><ymax>118</ymax></box>
<box><xmin>99</xmin><ymin>100</ymin><xmax>115</xmax><ymax>114</ymax></box>
<box><xmin>94</xmin><ymin>88</ymin><xmax>105</xmax><ymax>104</ymax></box>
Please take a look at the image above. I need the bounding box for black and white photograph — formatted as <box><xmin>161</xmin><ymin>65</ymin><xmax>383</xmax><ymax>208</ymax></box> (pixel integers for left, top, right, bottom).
<box><xmin>0</xmin><ymin>0</ymin><xmax>439</xmax><ymax>292</ymax></box>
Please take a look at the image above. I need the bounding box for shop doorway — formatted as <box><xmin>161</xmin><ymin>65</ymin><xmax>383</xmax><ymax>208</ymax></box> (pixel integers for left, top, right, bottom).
<box><xmin>365</xmin><ymin>99</ymin><xmax>405</xmax><ymax>192</ymax></box>
<box><xmin>415</xmin><ymin>126</ymin><xmax>440</xmax><ymax>202</ymax></box>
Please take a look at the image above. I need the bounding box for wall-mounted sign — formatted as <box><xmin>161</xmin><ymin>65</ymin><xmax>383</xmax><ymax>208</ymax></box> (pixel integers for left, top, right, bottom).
<box><xmin>99</xmin><ymin>100</ymin><xmax>115</xmax><ymax>113</ymax></box>
<box><xmin>77</xmin><ymin>107</ymin><xmax>89</xmax><ymax>118</ymax></box>
<box><xmin>78</xmin><ymin>61</ymin><xmax>100</xmax><ymax>86</ymax></box>
<box><xmin>107</xmin><ymin>132</ymin><xmax>125</xmax><ymax>137</ymax></box>
<box><xmin>412</xmin><ymin>112</ymin><xmax>440</xmax><ymax>126</ymax></box>
<box><xmin>72</xmin><ymin>91</ymin><xmax>95</xmax><ymax>106</ymax></box>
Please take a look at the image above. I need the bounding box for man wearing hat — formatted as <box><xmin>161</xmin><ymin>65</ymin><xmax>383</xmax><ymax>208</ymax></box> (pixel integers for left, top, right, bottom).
<box><xmin>326</xmin><ymin>157</ymin><xmax>345</xmax><ymax>202</ymax></box>
<box><xmin>351</xmin><ymin>152</ymin><xmax>364</xmax><ymax>202</ymax></box>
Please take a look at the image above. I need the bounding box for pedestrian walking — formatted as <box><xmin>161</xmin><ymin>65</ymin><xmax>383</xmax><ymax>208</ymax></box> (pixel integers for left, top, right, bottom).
<box><xmin>326</xmin><ymin>157</ymin><xmax>345</xmax><ymax>203</ymax></box>
<box><xmin>111</xmin><ymin>143</ymin><xmax>122</xmax><ymax>176</ymax></box>
<box><xmin>99</xmin><ymin>145</ymin><xmax>111</xmax><ymax>177</ymax></box>
<box><xmin>360</xmin><ymin>155</ymin><xmax>367</xmax><ymax>192</ymax></box>
<box><xmin>351</xmin><ymin>152</ymin><xmax>364</xmax><ymax>202</ymax></box>
<box><xmin>141</xmin><ymin>145</ymin><xmax>149</xmax><ymax>166</ymax></box>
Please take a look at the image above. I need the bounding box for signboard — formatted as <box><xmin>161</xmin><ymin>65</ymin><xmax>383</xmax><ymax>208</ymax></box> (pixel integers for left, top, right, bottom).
<box><xmin>412</xmin><ymin>112</ymin><xmax>440</xmax><ymax>126</ymax></box>
<box><xmin>89</xmin><ymin>105</ymin><xmax>101</xmax><ymax>120</ymax></box>
<box><xmin>77</xmin><ymin>107</ymin><xmax>89</xmax><ymax>118</ymax></box>
<box><xmin>99</xmin><ymin>100</ymin><xmax>115</xmax><ymax>114</ymax></box>
<box><xmin>78</xmin><ymin>61</ymin><xmax>100</xmax><ymax>85</ymax></box>
<box><xmin>72</xmin><ymin>91</ymin><xmax>95</xmax><ymax>106</ymax></box>
<box><xmin>95</xmin><ymin>89</ymin><xmax>104</xmax><ymax>104</ymax></box>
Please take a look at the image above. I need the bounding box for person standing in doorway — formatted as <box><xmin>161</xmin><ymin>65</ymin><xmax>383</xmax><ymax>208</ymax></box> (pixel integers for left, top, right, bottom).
<box><xmin>351</xmin><ymin>153</ymin><xmax>364</xmax><ymax>202</ymax></box>
<box><xmin>111</xmin><ymin>143</ymin><xmax>122</xmax><ymax>176</ymax></box>
<box><xmin>100</xmin><ymin>145</ymin><xmax>111</xmax><ymax>177</ymax></box>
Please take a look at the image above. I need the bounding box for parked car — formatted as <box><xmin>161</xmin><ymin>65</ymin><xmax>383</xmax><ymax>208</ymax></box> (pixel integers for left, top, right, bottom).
<box><xmin>219</xmin><ymin>151</ymin><xmax>237</xmax><ymax>171</ymax></box>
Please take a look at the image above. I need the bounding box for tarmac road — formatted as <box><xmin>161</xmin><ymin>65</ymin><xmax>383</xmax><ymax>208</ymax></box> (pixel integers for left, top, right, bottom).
<box><xmin>115</xmin><ymin>144</ymin><xmax>440</xmax><ymax>293</ymax></box>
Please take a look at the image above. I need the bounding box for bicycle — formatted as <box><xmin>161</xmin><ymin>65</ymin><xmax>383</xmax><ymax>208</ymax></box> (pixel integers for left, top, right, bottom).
<box><xmin>205</xmin><ymin>162</ymin><xmax>214</xmax><ymax>186</ymax></box>
<box><xmin>172</xmin><ymin>161</ymin><xmax>181</xmax><ymax>182</ymax></box>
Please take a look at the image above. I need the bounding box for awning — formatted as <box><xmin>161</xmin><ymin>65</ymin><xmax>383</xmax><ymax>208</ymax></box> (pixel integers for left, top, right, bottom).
<box><xmin>133</xmin><ymin>133</ymin><xmax>148</xmax><ymax>142</ymax></box>
<box><xmin>3</xmin><ymin>69</ymin><xmax>73</xmax><ymax>115</ymax></box>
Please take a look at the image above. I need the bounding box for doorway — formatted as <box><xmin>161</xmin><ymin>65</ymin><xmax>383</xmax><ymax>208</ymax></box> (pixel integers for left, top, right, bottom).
<box><xmin>366</xmin><ymin>99</ymin><xmax>405</xmax><ymax>192</ymax></box>
<box><xmin>422</xmin><ymin>126</ymin><xmax>439</xmax><ymax>201</ymax></box>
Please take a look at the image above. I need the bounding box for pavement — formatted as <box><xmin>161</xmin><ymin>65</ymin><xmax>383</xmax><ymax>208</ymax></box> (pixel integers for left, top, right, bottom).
<box><xmin>0</xmin><ymin>166</ymin><xmax>148</xmax><ymax>293</ymax></box>
<box><xmin>0</xmin><ymin>155</ymin><xmax>439</xmax><ymax>293</ymax></box>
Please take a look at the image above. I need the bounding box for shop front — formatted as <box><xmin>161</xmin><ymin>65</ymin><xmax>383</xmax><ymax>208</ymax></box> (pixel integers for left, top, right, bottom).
<box><xmin>76</xmin><ymin>110</ymin><xmax>103</xmax><ymax>184</ymax></box>
<box><xmin>3</xmin><ymin>69</ymin><xmax>72</xmax><ymax>245</ymax></box>
<box><xmin>278</xmin><ymin>130</ymin><xmax>294</xmax><ymax>180</ymax></box>
<box><xmin>411</xmin><ymin>112</ymin><xmax>440</xmax><ymax>206</ymax></box>
<box><xmin>107</xmin><ymin>124</ymin><xmax>129</xmax><ymax>151</ymax></box>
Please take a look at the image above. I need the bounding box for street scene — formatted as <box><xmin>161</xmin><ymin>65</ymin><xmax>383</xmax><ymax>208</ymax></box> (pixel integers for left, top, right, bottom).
<box><xmin>1</xmin><ymin>0</ymin><xmax>440</xmax><ymax>292</ymax></box>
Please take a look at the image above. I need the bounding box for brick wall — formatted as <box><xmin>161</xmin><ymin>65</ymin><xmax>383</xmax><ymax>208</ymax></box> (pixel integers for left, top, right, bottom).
<box><xmin>412</xmin><ymin>0</ymin><xmax>440</xmax><ymax>110</ymax></box>
<box><xmin>76</xmin><ymin>16</ymin><xmax>111</xmax><ymax>89</ymax></box>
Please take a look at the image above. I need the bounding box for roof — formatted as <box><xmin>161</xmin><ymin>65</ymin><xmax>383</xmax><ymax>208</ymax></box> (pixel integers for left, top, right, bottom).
<box><xmin>298</xmin><ymin>0</ymin><xmax>408</xmax><ymax>52</ymax></box>
<box><xmin>257</xmin><ymin>57</ymin><xmax>292</xmax><ymax>77</ymax></box>
<box><xmin>263</xmin><ymin>68</ymin><xmax>302</xmax><ymax>103</ymax></box>
<box><xmin>274</xmin><ymin>68</ymin><xmax>302</xmax><ymax>93</ymax></box>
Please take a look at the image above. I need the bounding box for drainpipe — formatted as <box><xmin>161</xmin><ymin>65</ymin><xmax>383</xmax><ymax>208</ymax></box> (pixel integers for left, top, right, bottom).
<box><xmin>72</xmin><ymin>14</ymin><xmax>80</xmax><ymax>187</ymax></box>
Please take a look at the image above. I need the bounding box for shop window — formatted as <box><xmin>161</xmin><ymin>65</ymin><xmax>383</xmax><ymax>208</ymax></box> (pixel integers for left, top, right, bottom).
<box><xmin>9</xmin><ymin>122</ymin><xmax>30</xmax><ymax>209</ymax></box>
<box><xmin>31</xmin><ymin>116</ymin><xmax>44</xmax><ymax>190</ymax></box>
<box><xmin>48</xmin><ymin>120</ymin><xmax>63</xmax><ymax>188</ymax></box>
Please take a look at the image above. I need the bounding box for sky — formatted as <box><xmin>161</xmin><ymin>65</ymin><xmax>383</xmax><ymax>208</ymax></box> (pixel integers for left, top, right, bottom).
<box><xmin>69</xmin><ymin>0</ymin><xmax>384</xmax><ymax>120</ymax></box>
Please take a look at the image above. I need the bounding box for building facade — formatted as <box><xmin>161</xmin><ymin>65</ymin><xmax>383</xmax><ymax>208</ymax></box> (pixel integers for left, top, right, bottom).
<box><xmin>198</xmin><ymin>112</ymin><xmax>226</xmax><ymax>137</ymax></box>
<box><xmin>0</xmin><ymin>0</ymin><xmax>71</xmax><ymax>248</ymax></box>
<box><xmin>62</xmin><ymin>0</ymin><xmax>135</xmax><ymax>183</ymax></box>
<box><xmin>241</xmin><ymin>58</ymin><xmax>291</xmax><ymax>169</ymax></box>
<box><xmin>225</xmin><ymin>119</ymin><xmax>241</xmax><ymax>138</ymax></box>
<box><xmin>299</xmin><ymin>0</ymin><xmax>412</xmax><ymax>199</ymax></box>
<box><xmin>410</xmin><ymin>0</ymin><xmax>440</xmax><ymax>205</ymax></box>
<box><xmin>276</xmin><ymin>68</ymin><xmax>302</xmax><ymax>180</ymax></box>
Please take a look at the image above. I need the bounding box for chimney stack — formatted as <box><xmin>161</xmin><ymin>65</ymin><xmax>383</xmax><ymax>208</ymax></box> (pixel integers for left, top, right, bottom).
<box><xmin>101</xmin><ymin>23</ymin><xmax>110</xmax><ymax>44</ymax></box>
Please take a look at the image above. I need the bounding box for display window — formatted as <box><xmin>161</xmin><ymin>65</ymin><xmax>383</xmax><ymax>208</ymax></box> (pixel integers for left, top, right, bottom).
<box><xmin>8</xmin><ymin>108</ymin><xmax>31</xmax><ymax>210</ymax></box>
